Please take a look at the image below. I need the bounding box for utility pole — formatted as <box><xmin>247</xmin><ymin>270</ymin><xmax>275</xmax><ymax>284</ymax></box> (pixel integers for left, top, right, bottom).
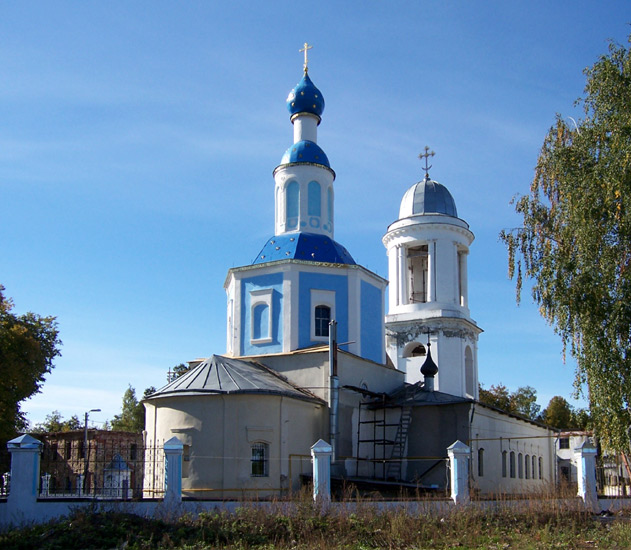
<box><xmin>83</xmin><ymin>408</ymin><xmax>100</xmax><ymax>494</ymax></box>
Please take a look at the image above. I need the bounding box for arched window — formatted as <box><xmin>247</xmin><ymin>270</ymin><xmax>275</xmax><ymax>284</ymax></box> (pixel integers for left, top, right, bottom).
<box><xmin>286</xmin><ymin>181</ymin><xmax>299</xmax><ymax>228</ymax></box>
<box><xmin>251</xmin><ymin>442</ymin><xmax>269</xmax><ymax>477</ymax></box>
<box><xmin>538</xmin><ymin>457</ymin><xmax>543</xmax><ymax>479</ymax></box>
<box><xmin>532</xmin><ymin>455</ymin><xmax>537</xmax><ymax>480</ymax></box>
<box><xmin>327</xmin><ymin>187</ymin><xmax>333</xmax><ymax>224</ymax></box>
<box><xmin>518</xmin><ymin>453</ymin><xmax>524</xmax><ymax>479</ymax></box>
<box><xmin>465</xmin><ymin>346</ymin><xmax>474</xmax><ymax>396</ymax></box>
<box><xmin>502</xmin><ymin>451</ymin><xmax>507</xmax><ymax>478</ymax></box>
<box><xmin>509</xmin><ymin>451</ymin><xmax>515</xmax><ymax>478</ymax></box>
<box><xmin>525</xmin><ymin>454</ymin><xmax>530</xmax><ymax>479</ymax></box>
<box><xmin>407</xmin><ymin>245</ymin><xmax>429</xmax><ymax>303</ymax></box>
<box><xmin>314</xmin><ymin>305</ymin><xmax>331</xmax><ymax>337</ymax></box>
<box><xmin>252</xmin><ymin>303</ymin><xmax>269</xmax><ymax>340</ymax></box>
<box><xmin>478</xmin><ymin>448</ymin><xmax>484</xmax><ymax>477</ymax></box>
<box><xmin>308</xmin><ymin>181</ymin><xmax>321</xmax><ymax>216</ymax></box>
<box><xmin>402</xmin><ymin>342</ymin><xmax>426</xmax><ymax>358</ymax></box>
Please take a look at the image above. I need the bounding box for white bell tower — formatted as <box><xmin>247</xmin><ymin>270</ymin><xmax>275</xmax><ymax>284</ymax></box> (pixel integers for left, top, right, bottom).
<box><xmin>383</xmin><ymin>148</ymin><xmax>481</xmax><ymax>399</ymax></box>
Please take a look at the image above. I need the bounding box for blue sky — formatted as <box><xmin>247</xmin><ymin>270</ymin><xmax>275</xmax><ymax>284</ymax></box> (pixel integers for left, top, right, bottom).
<box><xmin>2</xmin><ymin>2</ymin><xmax>629</xmax><ymax>427</ymax></box>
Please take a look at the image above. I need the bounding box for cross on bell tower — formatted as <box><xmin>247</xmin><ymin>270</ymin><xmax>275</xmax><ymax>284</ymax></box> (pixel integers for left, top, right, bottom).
<box><xmin>419</xmin><ymin>146</ymin><xmax>435</xmax><ymax>178</ymax></box>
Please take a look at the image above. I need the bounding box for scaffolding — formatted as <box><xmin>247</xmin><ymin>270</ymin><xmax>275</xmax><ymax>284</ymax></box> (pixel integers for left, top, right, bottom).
<box><xmin>354</xmin><ymin>397</ymin><xmax>413</xmax><ymax>481</ymax></box>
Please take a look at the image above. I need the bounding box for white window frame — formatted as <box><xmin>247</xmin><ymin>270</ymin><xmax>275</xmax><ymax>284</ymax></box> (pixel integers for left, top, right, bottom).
<box><xmin>310</xmin><ymin>289</ymin><xmax>335</xmax><ymax>342</ymax></box>
<box><xmin>250</xmin><ymin>289</ymin><xmax>273</xmax><ymax>344</ymax></box>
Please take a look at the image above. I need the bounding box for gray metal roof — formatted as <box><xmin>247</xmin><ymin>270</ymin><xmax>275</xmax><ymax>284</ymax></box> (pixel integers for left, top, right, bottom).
<box><xmin>146</xmin><ymin>354</ymin><xmax>324</xmax><ymax>404</ymax></box>
<box><xmin>399</xmin><ymin>176</ymin><xmax>458</xmax><ymax>218</ymax></box>
<box><xmin>373</xmin><ymin>383</ymin><xmax>472</xmax><ymax>408</ymax></box>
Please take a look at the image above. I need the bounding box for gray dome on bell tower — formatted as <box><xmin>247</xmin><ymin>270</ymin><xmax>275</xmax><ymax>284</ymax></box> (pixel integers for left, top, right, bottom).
<box><xmin>399</xmin><ymin>176</ymin><xmax>458</xmax><ymax>219</ymax></box>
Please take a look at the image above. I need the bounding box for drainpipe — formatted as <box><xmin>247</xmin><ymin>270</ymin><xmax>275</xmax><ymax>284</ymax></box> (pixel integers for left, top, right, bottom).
<box><xmin>329</xmin><ymin>320</ymin><xmax>338</xmax><ymax>464</ymax></box>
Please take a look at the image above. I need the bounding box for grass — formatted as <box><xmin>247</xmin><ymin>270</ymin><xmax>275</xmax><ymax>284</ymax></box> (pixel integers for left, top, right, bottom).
<box><xmin>1</xmin><ymin>495</ymin><xmax>631</xmax><ymax>549</ymax></box>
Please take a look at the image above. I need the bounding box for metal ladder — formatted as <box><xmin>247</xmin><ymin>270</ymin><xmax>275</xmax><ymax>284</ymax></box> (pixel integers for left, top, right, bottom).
<box><xmin>386</xmin><ymin>406</ymin><xmax>413</xmax><ymax>481</ymax></box>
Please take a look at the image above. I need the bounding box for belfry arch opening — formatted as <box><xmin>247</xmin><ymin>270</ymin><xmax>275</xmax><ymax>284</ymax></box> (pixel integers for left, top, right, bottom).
<box><xmin>407</xmin><ymin>245</ymin><xmax>428</xmax><ymax>303</ymax></box>
<box><xmin>402</xmin><ymin>341</ymin><xmax>426</xmax><ymax>358</ymax></box>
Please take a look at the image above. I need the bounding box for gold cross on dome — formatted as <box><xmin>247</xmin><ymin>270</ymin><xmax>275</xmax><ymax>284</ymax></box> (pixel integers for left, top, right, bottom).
<box><xmin>299</xmin><ymin>42</ymin><xmax>313</xmax><ymax>73</ymax></box>
<box><xmin>419</xmin><ymin>146</ymin><xmax>435</xmax><ymax>178</ymax></box>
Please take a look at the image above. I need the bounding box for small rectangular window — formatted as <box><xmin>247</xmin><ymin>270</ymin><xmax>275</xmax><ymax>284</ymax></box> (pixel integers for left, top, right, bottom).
<box><xmin>183</xmin><ymin>444</ymin><xmax>191</xmax><ymax>478</ymax></box>
<box><xmin>315</xmin><ymin>305</ymin><xmax>331</xmax><ymax>337</ymax></box>
<box><xmin>251</xmin><ymin>443</ymin><xmax>269</xmax><ymax>477</ymax></box>
<box><xmin>559</xmin><ymin>438</ymin><xmax>570</xmax><ymax>449</ymax></box>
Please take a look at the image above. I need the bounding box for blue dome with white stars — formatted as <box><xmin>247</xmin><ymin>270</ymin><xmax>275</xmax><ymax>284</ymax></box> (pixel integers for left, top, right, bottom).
<box><xmin>280</xmin><ymin>140</ymin><xmax>330</xmax><ymax>168</ymax></box>
<box><xmin>253</xmin><ymin>233</ymin><xmax>355</xmax><ymax>265</ymax></box>
<box><xmin>286</xmin><ymin>73</ymin><xmax>325</xmax><ymax>118</ymax></box>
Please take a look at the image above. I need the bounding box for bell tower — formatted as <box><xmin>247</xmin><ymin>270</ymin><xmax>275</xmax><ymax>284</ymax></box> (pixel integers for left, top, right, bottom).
<box><xmin>383</xmin><ymin>149</ymin><xmax>481</xmax><ymax>398</ymax></box>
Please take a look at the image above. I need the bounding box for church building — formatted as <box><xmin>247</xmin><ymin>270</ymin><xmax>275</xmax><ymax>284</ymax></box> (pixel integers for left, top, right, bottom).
<box><xmin>143</xmin><ymin>48</ymin><xmax>557</xmax><ymax>499</ymax></box>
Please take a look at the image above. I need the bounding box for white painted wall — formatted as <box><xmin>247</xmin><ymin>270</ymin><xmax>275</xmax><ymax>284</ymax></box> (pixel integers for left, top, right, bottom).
<box><xmin>470</xmin><ymin>405</ymin><xmax>557</xmax><ymax>495</ymax></box>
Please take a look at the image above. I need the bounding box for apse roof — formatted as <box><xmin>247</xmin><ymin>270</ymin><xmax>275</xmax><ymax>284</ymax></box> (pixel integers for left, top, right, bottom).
<box><xmin>399</xmin><ymin>176</ymin><xmax>458</xmax><ymax>219</ymax></box>
<box><xmin>146</xmin><ymin>355</ymin><xmax>323</xmax><ymax>404</ymax></box>
<box><xmin>253</xmin><ymin>233</ymin><xmax>355</xmax><ymax>265</ymax></box>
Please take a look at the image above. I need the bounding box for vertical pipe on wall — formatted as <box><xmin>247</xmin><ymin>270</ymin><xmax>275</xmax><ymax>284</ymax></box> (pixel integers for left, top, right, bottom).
<box><xmin>329</xmin><ymin>320</ymin><xmax>338</xmax><ymax>463</ymax></box>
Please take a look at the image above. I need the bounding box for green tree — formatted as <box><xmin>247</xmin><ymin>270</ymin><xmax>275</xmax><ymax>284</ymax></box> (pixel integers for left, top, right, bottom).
<box><xmin>571</xmin><ymin>407</ymin><xmax>592</xmax><ymax>430</ymax></box>
<box><xmin>479</xmin><ymin>384</ymin><xmax>541</xmax><ymax>420</ymax></box>
<box><xmin>0</xmin><ymin>285</ymin><xmax>62</xmax><ymax>442</ymax></box>
<box><xmin>542</xmin><ymin>396</ymin><xmax>575</xmax><ymax>429</ymax></box>
<box><xmin>171</xmin><ymin>363</ymin><xmax>190</xmax><ymax>379</ymax></box>
<box><xmin>478</xmin><ymin>383</ymin><xmax>512</xmax><ymax>412</ymax></box>
<box><xmin>511</xmin><ymin>386</ymin><xmax>541</xmax><ymax>420</ymax></box>
<box><xmin>33</xmin><ymin>410</ymin><xmax>81</xmax><ymax>433</ymax></box>
<box><xmin>111</xmin><ymin>386</ymin><xmax>144</xmax><ymax>432</ymax></box>
<box><xmin>500</xmin><ymin>37</ymin><xmax>631</xmax><ymax>450</ymax></box>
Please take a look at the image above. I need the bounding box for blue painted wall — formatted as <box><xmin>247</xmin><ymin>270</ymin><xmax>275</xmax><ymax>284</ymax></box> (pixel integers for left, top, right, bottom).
<box><xmin>241</xmin><ymin>273</ymin><xmax>284</xmax><ymax>355</ymax></box>
<box><xmin>298</xmin><ymin>272</ymin><xmax>348</xmax><ymax>349</ymax></box>
<box><xmin>360</xmin><ymin>280</ymin><xmax>383</xmax><ymax>363</ymax></box>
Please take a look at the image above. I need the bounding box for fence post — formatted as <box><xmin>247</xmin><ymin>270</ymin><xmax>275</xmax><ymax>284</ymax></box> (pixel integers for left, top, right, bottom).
<box><xmin>40</xmin><ymin>473</ymin><xmax>51</xmax><ymax>497</ymax></box>
<box><xmin>163</xmin><ymin>436</ymin><xmax>183</xmax><ymax>504</ymax></box>
<box><xmin>575</xmin><ymin>440</ymin><xmax>599</xmax><ymax>511</ymax></box>
<box><xmin>311</xmin><ymin>439</ymin><xmax>333</xmax><ymax>505</ymax></box>
<box><xmin>2</xmin><ymin>472</ymin><xmax>10</xmax><ymax>496</ymax></box>
<box><xmin>447</xmin><ymin>440</ymin><xmax>470</xmax><ymax>505</ymax></box>
<box><xmin>77</xmin><ymin>474</ymin><xmax>85</xmax><ymax>497</ymax></box>
<box><xmin>7</xmin><ymin>434</ymin><xmax>43</xmax><ymax>508</ymax></box>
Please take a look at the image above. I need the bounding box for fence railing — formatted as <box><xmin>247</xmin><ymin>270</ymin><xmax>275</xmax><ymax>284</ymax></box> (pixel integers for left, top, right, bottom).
<box><xmin>38</xmin><ymin>440</ymin><xmax>164</xmax><ymax>500</ymax></box>
<box><xmin>596</xmin><ymin>454</ymin><xmax>631</xmax><ymax>497</ymax></box>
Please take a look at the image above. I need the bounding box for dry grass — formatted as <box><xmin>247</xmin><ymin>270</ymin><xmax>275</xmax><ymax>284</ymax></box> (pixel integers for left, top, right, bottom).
<box><xmin>1</xmin><ymin>491</ymin><xmax>631</xmax><ymax>549</ymax></box>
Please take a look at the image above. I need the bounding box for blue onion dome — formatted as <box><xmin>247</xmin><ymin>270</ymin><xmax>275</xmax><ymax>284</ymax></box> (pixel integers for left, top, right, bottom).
<box><xmin>286</xmin><ymin>73</ymin><xmax>325</xmax><ymax>118</ymax></box>
<box><xmin>399</xmin><ymin>176</ymin><xmax>458</xmax><ymax>219</ymax></box>
<box><xmin>280</xmin><ymin>140</ymin><xmax>330</xmax><ymax>168</ymax></box>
